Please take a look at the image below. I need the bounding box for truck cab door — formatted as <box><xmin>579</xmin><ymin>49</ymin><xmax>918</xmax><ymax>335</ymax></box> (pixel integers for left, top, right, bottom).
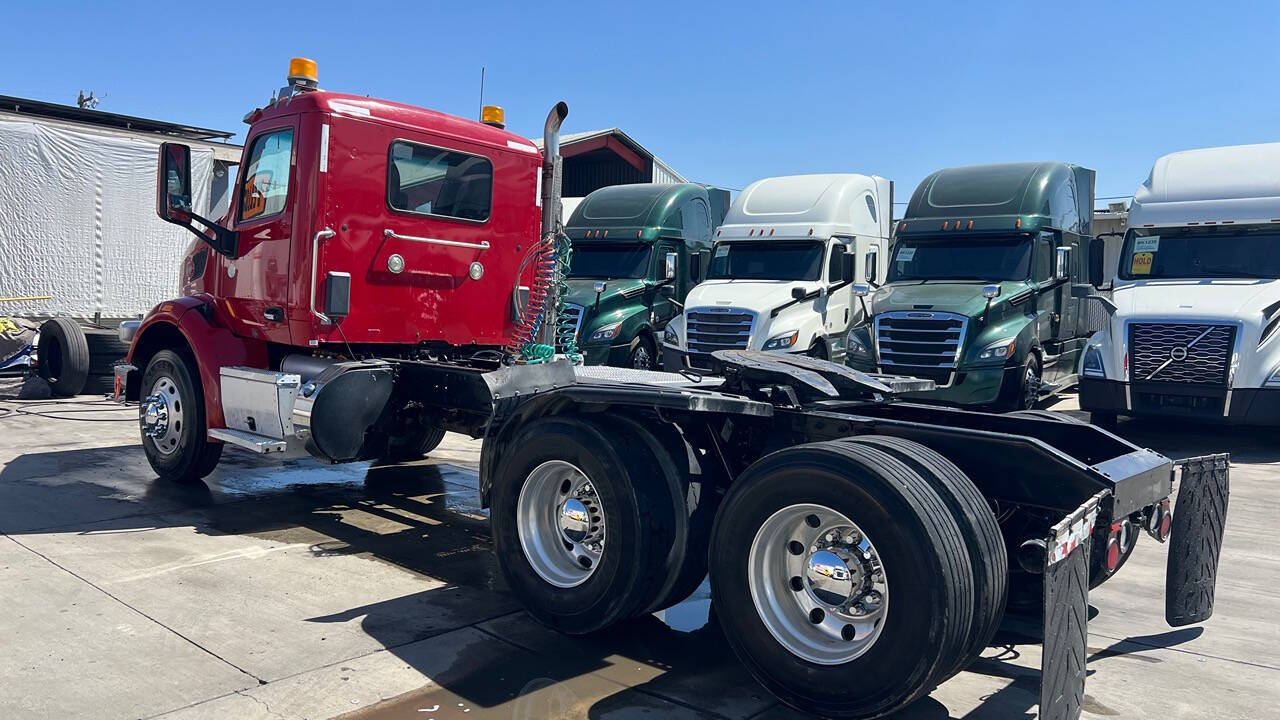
<box><xmin>823</xmin><ymin>239</ymin><xmax>853</xmax><ymax>342</ymax></box>
<box><xmin>219</xmin><ymin>120</ymin><xmax>299</xmax><ymax>344</ymax></box>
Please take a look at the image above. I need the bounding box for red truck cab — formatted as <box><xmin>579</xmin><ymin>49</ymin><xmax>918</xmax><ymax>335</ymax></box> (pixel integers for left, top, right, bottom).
<box><xmin>124</xmin><ymin>58</ymin><xmax>563</xmax><ymax>481</ymax></box>
<box><xmin>181</xmin><ymin>80</ymin><xmax>542</xmax><ymax>349</ymax></box>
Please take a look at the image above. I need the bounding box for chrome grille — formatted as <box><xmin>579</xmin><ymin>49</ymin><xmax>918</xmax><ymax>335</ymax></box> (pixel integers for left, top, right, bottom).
<box><xmin>686</xmin><ymin>308</ymin><xmax>754</xmax><ymax>365</ymax></box>
<box><xmin>875</xmin><ymin>312</ymin><xmax>967</xmax><ymax>387</ymax></box>
<box><xmin>1129</xmin><ymin>323</ymin><xmax>1235</xmax><ymax>385</ymax></box>
<box><xmin>557</xmin><ymin>303</ymin><xmax>585</xmax><ymax>351</ymax></box>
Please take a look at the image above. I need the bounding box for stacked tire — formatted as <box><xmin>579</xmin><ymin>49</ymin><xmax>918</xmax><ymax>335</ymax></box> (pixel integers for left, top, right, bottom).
<box><xmin>37</xmin><ymin>320</ymin><xmax>129</xmax><ymax>396</ymax></box>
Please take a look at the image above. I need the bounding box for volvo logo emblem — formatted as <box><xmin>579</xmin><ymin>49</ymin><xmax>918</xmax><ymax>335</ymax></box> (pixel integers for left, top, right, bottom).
<box><xmin>1170</xmin><ymin>346</ymin><xmax>1188</xmax><ymax>362</ymax></box>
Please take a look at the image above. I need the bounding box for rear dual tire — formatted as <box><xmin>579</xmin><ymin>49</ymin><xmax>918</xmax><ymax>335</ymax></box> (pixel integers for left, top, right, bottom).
<box><xmin>709</xmin><ymin>439</ymin><xmax>985</xmax><ymax>718</ymax></box>
<box><xmin>489</xmin><ymin>415</ymin><xmax>691</xmax><ymax>634</ymax></box>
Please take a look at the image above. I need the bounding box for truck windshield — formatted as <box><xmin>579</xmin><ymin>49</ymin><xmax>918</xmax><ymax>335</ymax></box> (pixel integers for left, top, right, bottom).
<box><xmin>888</xmin><ymin>236</ymin><xmax>1032</xmax><ymax>281</ymax></box>
<box><xmin>708</xmin><ymin>241</ymin><xmax>824</xmax><ymax>281</ymax></box>
<box><xmin>1118</xmin><ymin>227</ymin><xmax>1280</xmax><ymax>280</ymax></box>
<box><xmin>567</xmin><ymin>243</ymin><xmax>652</xmax><ymax>279</ymax></box>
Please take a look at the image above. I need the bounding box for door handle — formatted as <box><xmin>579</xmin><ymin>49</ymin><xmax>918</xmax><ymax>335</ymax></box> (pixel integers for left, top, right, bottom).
<box><xmin>264</xmin><ymin>307</ymin><xmax>284</xmax><ymax>322</ymax></box>
<box><xmin>384</xmin><ymin>228</ymin><xmax>490</xmax><ymax>250</ymax></box>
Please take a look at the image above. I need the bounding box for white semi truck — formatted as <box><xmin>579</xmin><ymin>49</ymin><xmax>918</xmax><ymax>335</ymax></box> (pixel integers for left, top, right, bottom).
<box><xmin>1076</xmin><ymin>142</ymin><xmax>1280</xmax><ymax>425</ymax></box>
<box><xmin>661</xmin><ymin>174</ymin><xmax>892</xmax><ymax>370</ymax></box>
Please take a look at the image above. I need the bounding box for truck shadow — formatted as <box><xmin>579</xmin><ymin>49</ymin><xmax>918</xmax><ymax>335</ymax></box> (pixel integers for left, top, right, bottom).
<box><xmin>0</xmin><ymin>443</ymin><xmax>1152</xmax><ymax>719</ymax></box>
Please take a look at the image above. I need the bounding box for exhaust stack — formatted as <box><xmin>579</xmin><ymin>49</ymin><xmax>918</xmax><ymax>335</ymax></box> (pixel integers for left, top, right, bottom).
<box><xmin>537</xmin><ymin>101</ymin><xmax>569</xmax><ymax>347</ymax></box>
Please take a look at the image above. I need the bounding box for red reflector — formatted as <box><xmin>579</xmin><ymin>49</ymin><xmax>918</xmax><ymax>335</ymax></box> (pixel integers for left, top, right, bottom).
<box><xmin>967</xmin><ymin>220</ymin><xmax>974</xmax><ymax>229</ymax></box>
<box><xmin>942</xmin><ymin>221</ymin><xmax>950</xmax><ymax>230</ymax></box>
<box><xmin>1106</xmin><ymin>537</ymin><xmax>1121</xmax><ymax>572</ymax></box>
<box><xmin>1015</xmin><ymin>218</ymin><xmax>1022</xmax><ymax>229</ymax></box>
<box><xmin>1160</xmin><ymin>512</ymin><xmax>1172</xmax><ymax>541</ymax></box>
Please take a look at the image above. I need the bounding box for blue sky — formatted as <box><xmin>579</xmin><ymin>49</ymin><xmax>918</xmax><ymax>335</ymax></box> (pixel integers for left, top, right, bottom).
<box><xmin>3</xmin><ymin>1</ymin><xmax>1278</xmax><ymax>208</ymax></box>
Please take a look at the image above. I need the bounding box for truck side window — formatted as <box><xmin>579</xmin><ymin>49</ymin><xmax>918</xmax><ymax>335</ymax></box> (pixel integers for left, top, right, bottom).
<box><xmin>388</xmin><ymin>141</ymin><xmax>493</xmax><ymax>222</ymax></box>
<box><xmin>864</xmin><ymin>194</ymin><xmax>878</xmax><ymax>223</ymax></box>
<box><xmin>239</xmin><ymin>128</ymin><xmax>294</xmax><ymax>221</ymax></box>
<box><xmin>1034</xmin><ymin>235</ymin><xmax>1053</xmax><ymax>282</ymax></box>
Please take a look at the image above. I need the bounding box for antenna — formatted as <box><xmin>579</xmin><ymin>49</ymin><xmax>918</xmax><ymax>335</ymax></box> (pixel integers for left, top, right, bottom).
<box><xmin>478</xmin><ymin>66</ymin><xmax>485</xmax><ymax>120</ymax></box>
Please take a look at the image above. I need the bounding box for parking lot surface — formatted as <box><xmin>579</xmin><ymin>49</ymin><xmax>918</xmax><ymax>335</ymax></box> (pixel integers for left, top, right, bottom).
<box><xmin>1</xmin><ymin>396</ymin><xmax>1276</xmax><ymax>719</ymax></box>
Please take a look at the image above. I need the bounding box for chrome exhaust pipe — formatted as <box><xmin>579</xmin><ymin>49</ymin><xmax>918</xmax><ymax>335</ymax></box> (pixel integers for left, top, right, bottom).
<box><xmin>537</xmin><ymin>101</ymin><xmax>569</xmax><ymax>347</ymax></box>
<box><xmin>540</xmin><ymin>101</ymin><xmax>568</xmax><ymax>241</ymax></box>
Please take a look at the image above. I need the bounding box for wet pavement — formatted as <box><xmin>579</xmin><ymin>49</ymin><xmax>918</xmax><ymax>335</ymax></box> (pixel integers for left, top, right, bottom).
<box><xmin>1</xmin><ymin>397</ymin><xmax>1277</xmax><ymax>719</ymax></box>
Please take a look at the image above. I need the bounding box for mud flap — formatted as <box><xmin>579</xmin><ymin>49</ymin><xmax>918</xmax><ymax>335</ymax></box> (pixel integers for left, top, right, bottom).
<box><xmin>1166</xmin><ymin>454</ymin><xmax>1230</xmax><ymax>627</ymax></box>
<box><xmin>1040</xmin><ymin>491</ymin><xmax>1104</xmax><ymax>720</ymax></box>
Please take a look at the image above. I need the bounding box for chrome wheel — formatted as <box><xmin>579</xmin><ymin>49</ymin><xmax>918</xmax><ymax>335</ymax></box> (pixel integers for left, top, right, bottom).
<box><xmin>748</xmin><ymin>503</ymin><xmax>888</xmax><ymax>665</ymax></box>
<box><xmin>1022</xmin><ymin>362</ymin><xmax>1041</xmax><ymax>409</ymax></box>
<box><xmin>631</xmin><ymin>343</ymin><xmax>654</xmax><ymax>370</ymax></box>
<box><xmin>141</xmin><ymin>375</ymin><xmax>184</xmax><ymax>456</ymax></box>
<box><xmin>517</xmin><ymin>460</ymin><xmax>606</xmax><ymax>588</ymax></box>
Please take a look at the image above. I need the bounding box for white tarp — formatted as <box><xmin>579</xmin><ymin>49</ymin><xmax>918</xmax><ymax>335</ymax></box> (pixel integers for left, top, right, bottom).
<box><xmin>0</xmin><ymin>115</ymin><xmax>214</xmax><ymax>318</ymax></box>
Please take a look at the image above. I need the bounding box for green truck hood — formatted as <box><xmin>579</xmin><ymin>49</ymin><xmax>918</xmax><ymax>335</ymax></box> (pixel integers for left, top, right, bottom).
<box><xmin>563</xmin><ymin>278</ymin><xmax>647</xmax><ymax>309</ymax></box>
<box><xmin>872</xmin><ymin>280</ymin><xmax>1030</xmax><ymax>319</ymax></box>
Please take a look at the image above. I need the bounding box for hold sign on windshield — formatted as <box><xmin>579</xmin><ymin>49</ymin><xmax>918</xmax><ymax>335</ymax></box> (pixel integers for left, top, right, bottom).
<box><xmin>1130</xmin><ymin>236</ymin><xmax>1159</xmax><ymax>275</ymax></box>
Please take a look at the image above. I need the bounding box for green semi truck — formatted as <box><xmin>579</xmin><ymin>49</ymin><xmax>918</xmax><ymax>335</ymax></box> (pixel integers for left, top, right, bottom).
<box><xmin>560</xmin><ymin>183</ymin><xmax>728</xmax><ymax>368</ymax></box>
<box><xmin>846</xmin><ymin>162</ymin><xmax>1104</xmax><ymax>410</ymax></box>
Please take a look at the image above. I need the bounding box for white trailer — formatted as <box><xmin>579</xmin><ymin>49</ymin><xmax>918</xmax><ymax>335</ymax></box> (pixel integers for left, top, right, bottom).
<box><xmin>661</xmin><ymin>174</ymin><xmax>892</xmax><ymax>370</ymax></box>
<box><xmin>1076</xmin><ymin>142</ymin><xmax>1280</xmax><ymax>425</ymax></box>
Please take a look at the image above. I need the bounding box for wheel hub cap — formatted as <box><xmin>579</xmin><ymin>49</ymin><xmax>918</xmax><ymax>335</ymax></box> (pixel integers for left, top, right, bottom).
<box><xmin>749</xmin><ymin>503</ymin><xmax>889</xmax><ymax>665</ymax></box>
<box><xmin>141</xmin><ymin>376</ymin><xmax>184</xmax><ymax>455</ymax></box>
<box><xmin>517</xmin><ymin>461</ymin><xmax>606</xmax><ymax>588</ymax></box>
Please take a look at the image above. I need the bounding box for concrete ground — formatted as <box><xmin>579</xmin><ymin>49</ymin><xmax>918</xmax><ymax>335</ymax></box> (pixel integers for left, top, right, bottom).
<box><xmin>0</xmin><ymin>395</ymin><xmax>1276</xmax><ymax>719</ymax></box>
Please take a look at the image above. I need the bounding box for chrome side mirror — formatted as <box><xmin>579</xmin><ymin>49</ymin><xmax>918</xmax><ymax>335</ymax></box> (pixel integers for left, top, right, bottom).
<box><xmin>982</xmin><ymin>284</ymin><xmax>1001</xmax><ymax>299</ymax></box>
<box><xmin>853</xmin><ymin>283</ymin><xmax>870</xmax><ymax>297</ymax></box>
<box><xmin>593</xmin><ymin>280</ymin><xmax>607</xmax><ymax>294</ymax></box>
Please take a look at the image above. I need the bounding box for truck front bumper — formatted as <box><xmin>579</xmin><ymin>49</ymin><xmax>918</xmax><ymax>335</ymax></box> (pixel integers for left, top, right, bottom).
<box><xmin>848</xmin><ymin>359</ymin><xmax>1013</xmax><ymax>406</ymax></box>
<box><xmin>1080</xmin><ymin>377</ymin><xmax>1280</xmax><ymax>425</ymax></box>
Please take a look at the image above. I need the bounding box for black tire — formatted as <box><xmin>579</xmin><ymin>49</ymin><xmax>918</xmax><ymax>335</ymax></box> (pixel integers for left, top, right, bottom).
<box><xmin>840</xmin><ymin>435</ymin><xmax>1007</xmax><ymax>678</ymax></box>
<box><xmin>37</xmin><ymin>318</ymin><xmax>90</xmax><ymax>396</ymax></box>
<box><xmin>995</xmin><ymin>352</ymin><xmax>1041</xmax><ymax>412</ymax></box>
<box><xmin>82</xmin><ymin>374</ymin><xmax>117</xmax><ymax>397</ymax></box>
<box><xmin>629</xmin><ymin>334</ymin><xmax>657</xmax><ymax>370</ymax></box>
<box><xmin>382</xmin><ymin>423</ymin><xmax>446</xmax><ymax>461</ymax></box>
<box><xmin>489</xmin><ymin>415</ymin><xmax>680</xmax><ymax>634</ymax></box>
<box><xmin>709</xmin><ymin>441</ymin><xmax>974</xmax><ymax>718</ymax></box>
<box><xmin>84</xmin><ymin>328</ymin><xmax>130</xmax><ymax>376</ymax></box>
<box><xmin>608</xmin><ymin>414</ymin><xmax>714</xmax><ymax>614</ymax></box>
<box><xmin>140</xmin><ymin>349</ymin><xmax>222</xmax><ymax>483</ymax></box>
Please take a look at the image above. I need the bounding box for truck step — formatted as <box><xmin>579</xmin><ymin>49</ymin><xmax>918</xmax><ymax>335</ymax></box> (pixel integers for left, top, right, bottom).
<box><xmin>208</xmin><ymin>428</ymin><xmax>288</xmax><ymax>454</ymax></box>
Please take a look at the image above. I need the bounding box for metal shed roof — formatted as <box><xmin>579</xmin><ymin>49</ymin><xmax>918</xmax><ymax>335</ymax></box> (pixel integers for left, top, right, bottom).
<box><xmin>535</xmin><ymin>127</ymin><xmax>686</xmax><ymax>183</ymax></box>
<box><xmin>0</xmin><ymin>94</ymin><xmax>233</xmax><ymax>141</ymax></box>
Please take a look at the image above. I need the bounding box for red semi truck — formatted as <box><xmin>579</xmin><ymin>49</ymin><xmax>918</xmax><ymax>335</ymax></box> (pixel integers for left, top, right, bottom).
<box><xmin>114</xmin><ymin>60</ymin><xmax>1229</xmax><ymax>719</ymax></box>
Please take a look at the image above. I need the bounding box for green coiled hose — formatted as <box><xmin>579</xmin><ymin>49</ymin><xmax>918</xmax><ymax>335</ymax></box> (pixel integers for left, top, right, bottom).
<box><xmin>520</xmin><ymin>231</ymin><xmax>581</xmax><ymax>365</ymax></box>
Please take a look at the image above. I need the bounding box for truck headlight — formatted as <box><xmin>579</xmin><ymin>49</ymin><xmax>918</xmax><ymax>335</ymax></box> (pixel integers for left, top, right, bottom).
<box><xmin>1082</xmin><ymin>345</ymin><xmax>1106</xmax><ymax>378</ymax></box>
<box><xmin>589</xmin><ymin>322</ymin><xmax>622</xmax><ymax>343</ymax></box>
<box><xmin>663</xmin><ymin>325</ymin><xmax>678</xmax><ymax>346</ymax></box>
<box><xmin>763</xmin><ymin>330</ymin><xmax>799</xmax><ymax>351</ymax></box>
<box><xmin>975</xmin><ymin>338</ymin><xmax>1016</xmax><ymax>363</ymax></box>
<box><xmin>846</xmin><ymin>327</ymin><xmax>872</xmax><ymax>359</ymax></box>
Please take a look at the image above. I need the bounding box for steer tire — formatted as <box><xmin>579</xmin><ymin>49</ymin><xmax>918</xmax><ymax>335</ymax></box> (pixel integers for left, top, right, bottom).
<box><xmin>37</xmin><ymin>318</ymin><xmax>91</xmax><ymax>396</ymax></box>
<box><xmin>709</xmin><ymin>441</ymin><xmax>974</xmax><ymax>718</ymax></box>
<box><xmin>489</xmin><ymin>415</ymin><xmax>680</xmax><ymax>634</ymax></box>
<box><xmin>839</xmin><ymin>435</ymin><xmax>1007</xmax><ymax>679</ymax></box>
<box><xmin>140</xmin><ymin>349</ymin><xmax>222</xmax><ymax>483</ymax></box>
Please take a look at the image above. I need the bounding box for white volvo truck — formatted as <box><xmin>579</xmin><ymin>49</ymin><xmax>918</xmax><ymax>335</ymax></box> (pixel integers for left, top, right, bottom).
<box><xmin>662</xmin><ymin>174</ymin><xmax>892</xmax><ymax>370</ymax></box>
<box><xmin>1076</xmin><ymin>142</ymin><xmax>1280</xmax><ymax>425</ymax></box>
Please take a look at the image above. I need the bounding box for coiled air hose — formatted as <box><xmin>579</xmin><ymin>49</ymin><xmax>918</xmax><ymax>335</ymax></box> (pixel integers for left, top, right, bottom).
<box><xmin>507</xmin><ymin>230</ymin><xmax>581</xmax><ymax>365</ymax></box>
